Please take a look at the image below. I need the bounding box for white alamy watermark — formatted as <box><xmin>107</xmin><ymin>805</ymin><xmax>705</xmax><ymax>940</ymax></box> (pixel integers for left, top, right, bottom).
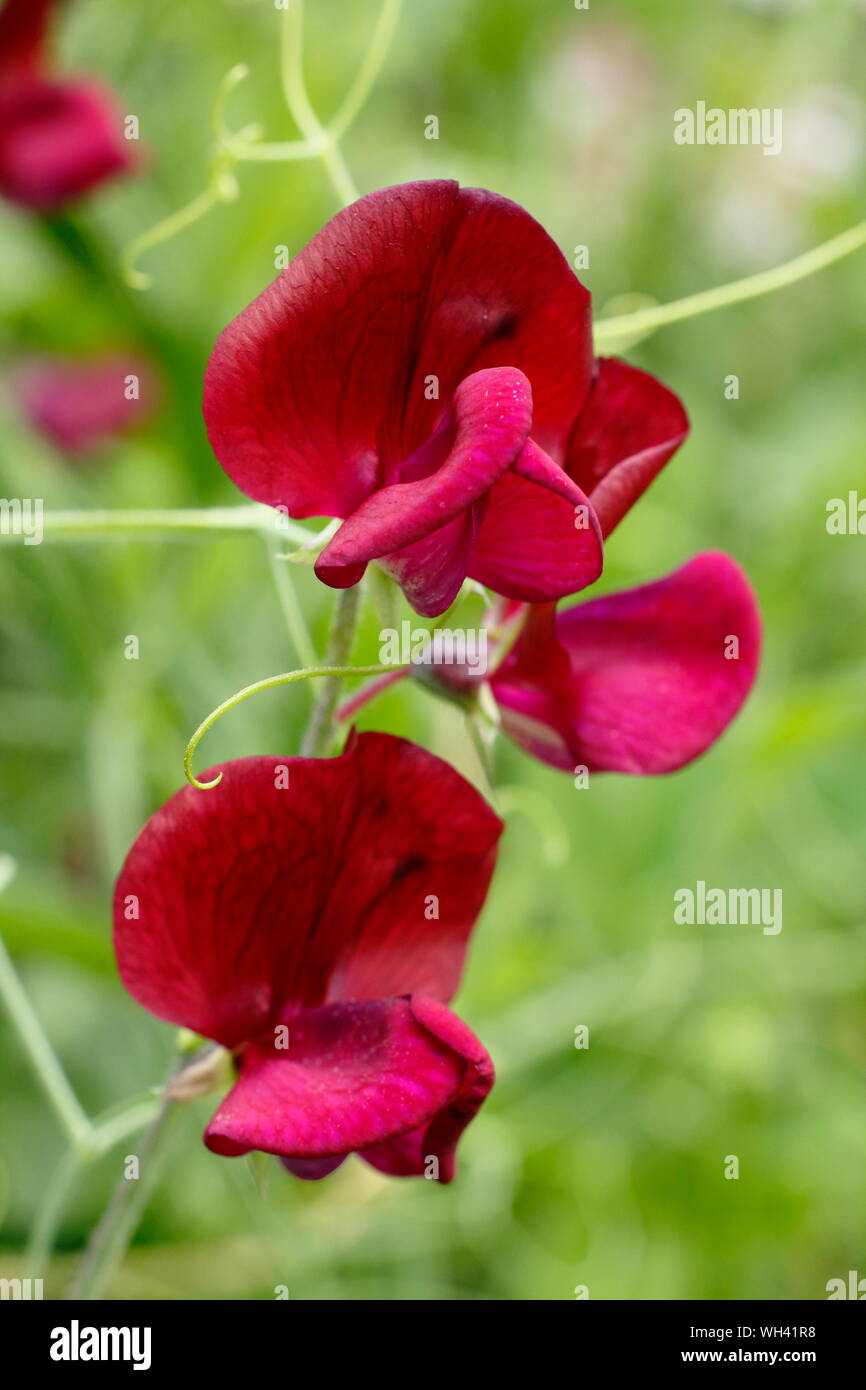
<box><xmin>0</xmin><ymin>497</ymin><xmax>43</xmax><ymax>545</ymax></box>
<box><xmin>50</xmin><ymin>1321</ymin><xmax>152</xmax><ymax>1371</ymax></box>
<box><xmin>674</xmin><ymin>880</ymin><xmax>783</xmax><ymax>935</ymax></box>
<box><xmin>674</xmin><ymin>102</ymin><xmax>783</xmax><ymax>156</ymax></box>
<box><xmin>826</xmin><ymin>491</ymin><xmax>866</xmax><ymax>534</ymax></box>
<box><xmin>379</xmin><ymin>621</ymin><xmax>487</xmax><ymax>676</ymax></box>
<box><xmin>826</xmin><ymin>1270</ymin><xmax>866</xmax><ymax>1299</ymax></box>
<box><xmin>0</xmin><ymin>1277</ymin><xmax>43</xmax><ymax>1299</ymax></box>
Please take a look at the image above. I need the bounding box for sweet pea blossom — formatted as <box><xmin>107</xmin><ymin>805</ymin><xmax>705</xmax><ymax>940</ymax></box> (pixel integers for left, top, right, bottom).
<box><xmin>0</xmin><ymin>0</ymin><xmax>133</xmax><ymax>211</ymax></box>
<box><xmin>204</xmin><ymin>180</ymin><xmax>688</xmax><ymax>617</ymax></box>
<box><xmin>114</xmin><ymin>732</ymin><xmax>502</xmax><ymax>1182</ymax></box>
<box><xmin>487</xmin><ymin>554</ymin><xmax>761</xmax><ymax>774</ymax></box>
<box><xmin>345</xmin><ymin>553</ymin><xmax>760</xmax><ymax>775</ymax></box>
<box><xmin>10</xmin><ymin>353</ymin><xmax>156</xmax><ymax>455</ymax></box>
<box><xmin>413</xmin><ymin>552</ymin><xmax>759</xmax><ymax>775</ymax></box>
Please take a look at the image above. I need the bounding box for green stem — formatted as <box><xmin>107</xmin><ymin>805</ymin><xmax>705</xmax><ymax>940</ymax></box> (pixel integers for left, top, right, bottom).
<box><xmin>64</xmin><ymin>1073</ymin><xmax>185</xmax><ymax>1301</ymax></box>
<box><xmin>265</xmin><ymin>531</ymin><xmax>318</xmax><ymax>668</ymax></box>
<box><xmin>0</xmin><ymin>933</ymin><xmax>92</xmax><ymax>1155</ymax></box>
<box><xmin>327</xmin><ymin>0</ymin><xmax>403</xmax><ymax>144</ymax></box>
<box><xmin>25</xmin><ymin>1150</ymin><xmax>80</xmax><ymax>1282</ymax></box>
<box><xmin>281</xmin><ymin>0</ymin><xmax>360</xmax><ymax>208</ymax></box>
<box><xmin>0</xmin><ymin>505</ymin><xmax>314</xmax><ymax>546</ymax></box>
<box><xmin>593</xmin><ymin>216</ymin><xmax>866</xmax><ymax>350</ymax></box>
<box><xmin>185</xmin><ymin>647</ymin><xmax>391</xmax><ymax>788</ymax></box>
<box><xmin>300</xmin><ymin>587</ymin><xmax>364</xmax><ymax>756</ymax></box>
<box><xmin>89</xmin><ymin>1095</ymin><xmax>163</xmax><ymax>1156</ymax></box>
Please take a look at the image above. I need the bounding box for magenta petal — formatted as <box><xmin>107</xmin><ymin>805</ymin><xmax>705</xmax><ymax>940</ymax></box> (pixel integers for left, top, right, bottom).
<box><xmin>0</xmin><ymin>77</ymin><xmax>132</xmax><ymax>210</ymax></box>
<box><xmin>204</xmin><ymin>996</ymin><xmax>489</xmax><ymax>1165</ymax></box>
<box><xmin>11</xmin><ymin>354</ymin><xmax>155</xmax><ymax>454</ymax></box>
<box><xmin>315</xmin><ymin>366</ymin><xmax>532</xmax><ymax>613</ymax></box>
<box><xmin>493</xmin><ymin>552</ymin><xmax>761</xmax><ymax>775</ymax></box>
<box><xmin>566</xmin><ymin>357</ymin><xmax>689</xmax><ymax>537</ymax></box>
<box><xmin>359</xmin><ymin>996</ymin><xmax>494</xmax><ymax>1183</ymax></box>
<box><xmin>376</xmin><ymin>508</ymin><xmax>482</xmax><ymax>618</ymax></box>
<box><xmin>469</xmin><ymin>439</ymin><xmax>603</xmax><ymax>602</ymax></box>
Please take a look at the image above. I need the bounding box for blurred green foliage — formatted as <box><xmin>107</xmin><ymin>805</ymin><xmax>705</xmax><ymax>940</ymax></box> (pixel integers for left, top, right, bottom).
<box><xmin>1</xmin><ymin>0</ymin><xmax>864</xmax><ymax>1300</ymax></box>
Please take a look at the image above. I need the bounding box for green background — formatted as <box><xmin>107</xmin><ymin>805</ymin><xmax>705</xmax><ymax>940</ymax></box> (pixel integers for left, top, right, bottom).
<box><xmin>1</xmin><ymin>0</ymin><xmax>865</xmax><ymax>1300</ymax></box>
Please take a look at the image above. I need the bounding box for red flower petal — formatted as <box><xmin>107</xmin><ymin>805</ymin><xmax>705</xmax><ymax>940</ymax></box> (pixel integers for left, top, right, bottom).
<box><xmin>0</xmin><ymin>77</ymin><xmax>132</xmax><ymax>211</ymax></box>
<box><xmin>114</xmin><ymin>733</ymin><xmax>502</xmax><ymax>1048</ymax></box>
<box><xmin>565</xmin><ymin>357</ymin><xmax>689</xmax><ymax>537</ymax></box>
<box><xmin>492</xmin><ymin>553</ymin><xmax>761</xmax><ymax>774</ymax></box>
<box><xmin>468</xmin><ymin>439</ymin><xmax>604</xmax><ymax>602</ymax></box>
<box><xmin>11</xmin><ymin>354</ymin><xmax>156</xmax><ymax>455</ymax></box>
<box><xmin>204</xmin><ymin>996</ymin><xmax>492</xmax><ymax>1176</ymax></box>
<box><xmin>315</xmin><ymin>366</ymin><xmax>532</xmax><ymax>613</ymax></box>
<box><xmin>203</xmin><ymin>180</ymin><xmax>592</xmax><ymax>520</ymax></box>
<box><xmin>359</xmin><ymin>995</ymin><xmax>494</xmax><ymax>1183</ymax></box>
<box><xmin>0</xmin><ymin>0</ymin><xmax>58</xmax><ymax>79</ymax></box>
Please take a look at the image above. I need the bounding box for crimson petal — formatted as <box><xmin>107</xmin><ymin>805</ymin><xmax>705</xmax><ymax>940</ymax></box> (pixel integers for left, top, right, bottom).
<box><xmin>566</xmin><ymin>357</ymin><xmax>689</xmax><ymax>537</ymax></box>
<box><xmin>0</xmin><ymin>0</ymin><xmax>58</xmax><ymax>78</ymax></box>
<box><xmin>315</xmin><ymin>366</ymin><xmax>532</xmax><ymax>613</ymax></box>
<box><xmin>205</xmin><ymin>996</ymin><xmax>491</xmax><ymax>1176</ymax></box>
<box><xmin>114</xmin><ymin>733</ymin><xmax>502</xmax><ymax>1048</ymax></box>
<box><xmin>492</xmin><ymin>552</ymin><xmax>761</xmax><ymax>774</ymax></box>
<box><xmin>468</xmin><ymin>439</ymin><xmax>604</xmax><ymax>602</ymax></box>
<box><xmin>203</xmin><ymin>180</ymin><xmax>593</xmax><ymax>520</ymax></box>
<box><xmin>359</xmin><ymin>995</ymin><xmax>494</xmax><ymax>1183</ymax></box>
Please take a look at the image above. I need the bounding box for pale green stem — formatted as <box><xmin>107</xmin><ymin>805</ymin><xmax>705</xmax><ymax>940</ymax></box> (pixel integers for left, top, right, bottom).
<box><xmin>65</xmin><ymin>1067</ymin><xmax>186</xmax><ymax>1301</ymax></box>
<box><xmin>23</xmin><ymin>1102</ymin><xmax>162</xmax><ymax>1284</ymax></box>
<box><xmin>328</xmin><ymin>0</ymin><xmax>403</xmax><ymax>143</ymax></box>
<box><xmin>464</xmin><ymin>712</ymin><xmax>496</xmax><ymax>803</ymax></box>
<box><xmin>266</xmin><ymin>531</ymin><xmax>318</xmax><ymax>669</ymax></box>
<box><xmin>241</xmin><ymin>0</ymin><xmax>401</xmax><ymax>163</ymax></box>
<box><xmin>281</xmin><ymin>0</ymin><xmax>360</xmax><ymax>207</ymax></box>
<box><xmin>25</xmin><ymin>1150</ymin><xmax>79</xmax><ymax>1281</ymax></box>
<box><xmin>120</xmin><ymin>0</ymin><xmax>403</xmax><ymax>281</ymax></box>
<box><xmin>300</xmin><ymin>587</ymin><xmax>365</xmax><ymax>755</ymax></box>
<box><xmin>89</xmin><ymin>1096</ymin><xmax>163</xmax><ymax>1156</ymax></box>
<box><xmin>0</xmin><ymin>933</ymin><xmax>92</xmax><ymax>1155</ymax></box>
<box><xmin>185</xmin><ymin>649</ymin><xmax>393</xmax><ymax>788</ymax></box>
<box><xmin>594</xmin><ymin>217</ymin><xmax>866</xmax><ymax>351</ymax></box>
<box><xmin>0</xmin><ymin>505</ymin><xmax>314</xmax><ymax>546</ymax></box>
<box><xmin>239</xmin><ymin>135</ymin><xmax>326</xmax><ymax>161</ymax></box>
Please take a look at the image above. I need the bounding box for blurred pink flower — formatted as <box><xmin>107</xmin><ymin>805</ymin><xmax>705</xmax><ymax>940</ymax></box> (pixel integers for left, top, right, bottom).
<box><xmin>0</xmin><ymin>0</ymin><xmax>134</xmax><ymax>210</ymax></box>
<box><xmin>10</xmin><ymin>353</ymin><xmax>156</xmax><ymax>455</ymax></box>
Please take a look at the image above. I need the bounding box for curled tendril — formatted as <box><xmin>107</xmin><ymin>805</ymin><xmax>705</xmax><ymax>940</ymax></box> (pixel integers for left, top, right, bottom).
<box><xmin>121</xmin><ymin>0</ymin><xmax>404</xmax><ymax>289</ymax></box>
<box><xmin>184</xmin><ymin>664</ymin><xmax>397</xmax><ymax>790</ymax></box>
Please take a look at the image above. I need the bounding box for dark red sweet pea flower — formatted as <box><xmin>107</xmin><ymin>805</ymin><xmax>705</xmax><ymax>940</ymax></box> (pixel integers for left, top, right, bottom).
<box><xmin>0</xmin><ymin>0</ymin><xmax>133</xmax><ymax>211</ymax></box>
<box><xmin>351</xmin><ymin>554</ymin><xmax>760</xmax><ymax>776</ymax></box>
<box><xmin>114</xmin><ymin>732</ymin><xmax>502</xmax><ymax>1183</ymax></box>
<box><xmin>10</xmin><ymin>353</ymin><xmax>157</xmax><ymax>455</ymax></box>
<box><xmin>204</xmin><ymin>181</ymin><xmax>688</xmax><ymax>618</ymax></box>
<box><xmin>486</xmin><ymin>553</ymin><xmax>761</xmax><ymax>774</ymax></box>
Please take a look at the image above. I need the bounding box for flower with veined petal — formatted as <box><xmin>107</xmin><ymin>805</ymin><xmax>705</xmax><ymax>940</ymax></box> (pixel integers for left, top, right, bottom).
<box><xmin>114</xmin><ymin>733</ymin><xmax>502</xmax><ymax>1183</ymax></box>
<box><xmin>204</xmin><ymin>180</ymin><xmax>688</xmax><ymax>617</ymax></box>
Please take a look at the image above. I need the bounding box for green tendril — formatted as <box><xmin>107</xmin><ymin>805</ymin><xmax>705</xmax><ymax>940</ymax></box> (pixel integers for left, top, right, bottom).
<box><xmin>121</xmin><ymin>0</ymin><xmax>404</xmax><ymax>287</ymax></box>
<box><xmin>594</xmin><ymin>216</ymin><xmax>866</xmax><ymax>352</ymax></box>
<box><xmin>184</xmin><ymin>663</ymin><xmax>396</xmax><ymax>790</ymax></box>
